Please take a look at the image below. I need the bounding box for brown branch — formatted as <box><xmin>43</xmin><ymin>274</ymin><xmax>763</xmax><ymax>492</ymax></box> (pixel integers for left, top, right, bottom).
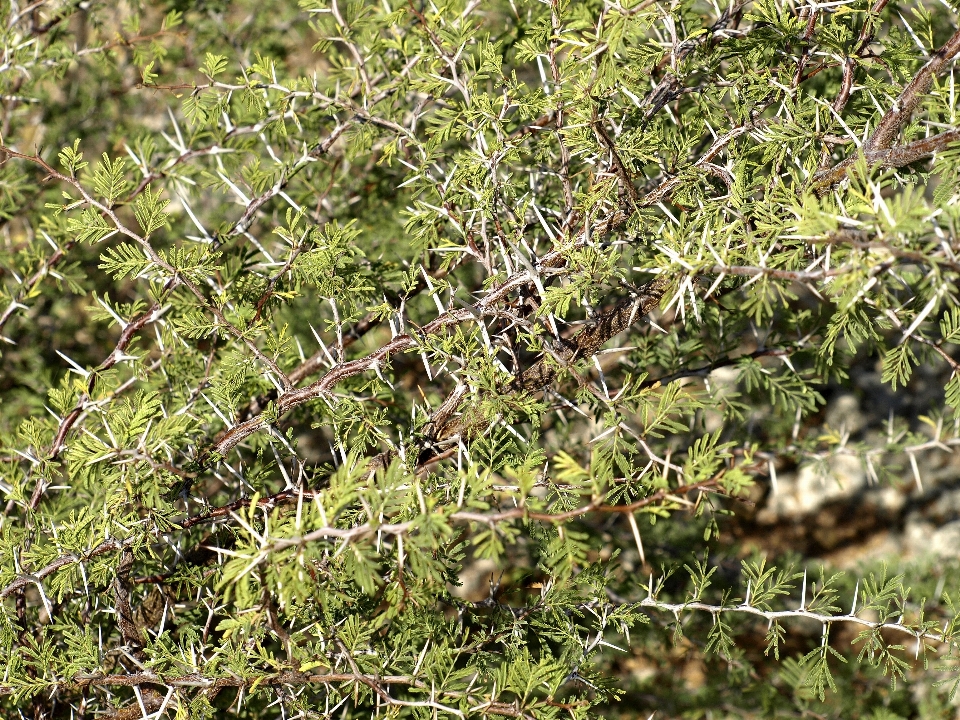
<box><xmin>811</xmin><ymin>128</ymin><xmax>960</xmax><ymax>191</ymax></box>
<box><xmin>112</xmin><ymin>549</ymin><xmax>143</xmax><ymax>656</ymax></box>
<box><xmin>181</xmin><ymin>488</ymin><xmax>323</xmax><ymax>530</ymax></box>
<box><xmin>639</xmin><ymin>3</ymin><xmax>746</xmax><ymax>124</ymax></box>
<box><xmin>880</xmin><ymin>305</ymin><xmax>960</xmax><ymax>374</ymax></box>
<box><xmin>102</xmin><ymin>690</ymin><xmax>164</xmax><ymax>720</ymax></box>
<box><xmin>831</xmin><ymin>57</ymin><xmax>856</xmax><ymax>115</ymax></box>
<box><xmin>366</xmin><ymin>278</ymin><xmax>670</xmax><ymax>474</ymax></box>
<box><xmin>912</xmin><ymin>333</ymin><xmax>960</xmax><ymax>374</ymax></box>
<box><xmin>50</xmin><ymin>301</ymin><xmax>165</xmax><ymax>455</ymax></box>
<box><xmin>865</xmin><ymin>26</ymin><xmax>960</xmax><ymax>152</ymax></box>
<box><xmin>812</xmin><ymin>24</ymin><xmax>960</xmax><ymax>191</ymax></box>
<box><xmin>0</xmin><ymin>539</ymin><xmax>126</xmax><ymax>598</ymax></box>
<box><xmin>643</xmin><ymin>346</ymin><xmax>796</xmax><ymax>389</ymax></box>
<box><xmin>236</xmin><ymin>259</ymin><xmax>456</xmax><ymax>423</ymax></box>
<box><xmin>811</xmin><ymin>231</ymin><xmax>960</xmax><ymax>274</ymax></box>
<box><xmin>508</xmin><ymin>111</ymin><xmax>556</xmax><ymax>140</ymax></box>
<box><xmin>703</xmin><ymin>264</ymin><xmax>848</xmax><ymax>281</ymax></box>
<box><xmin>791</xmin><ymin>5</ymin><xmax>820</xmax><ymax>89</ymax></box>
<box><xmin>28</xmin><ymin>299</ymin><xmax>169</xmax><ymax>509</ymax></box>
<box><xmin>251</xmin><ymin>244</ymin><xmax>306</xmax><ymax>325</ymax></box>
<box><xmin>829</xmin><ymin>0</ymin><xmax>888</xmax><ymax>116</ymax></box>
<box><xmin>594</xmin><ymin>115</ymin><xmax>639</xmax><ymax>206</ymax></box>
<box><xmin>237</xmin><ymin>475</ymin><xmax>729</xmax><ymax>559</ymax></box>
<box><xmin>33</xmin><ymin>670</ymin><xmax>417</xmax><ymax>693</ymax></box>
<box><xmin>510</xmin><ymin>279</ymin><xmax>668</xmax><ymax>393</ymax></box>
<box><xmin>205</xmin><ymin>271</ymin><xmax>535</xmax><ymax>461</ymax></box>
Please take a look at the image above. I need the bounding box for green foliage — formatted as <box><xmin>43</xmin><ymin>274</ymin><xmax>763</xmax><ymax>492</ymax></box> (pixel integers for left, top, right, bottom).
<box><xmin>3</xmin><ymin>1</ymin><xmax>960</xmax><ymax>718</ymax></box>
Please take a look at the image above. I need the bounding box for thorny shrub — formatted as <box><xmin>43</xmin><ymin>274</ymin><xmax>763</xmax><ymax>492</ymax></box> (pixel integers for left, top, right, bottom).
<box><xmin>3</xmin><ymin>0</ymin><xmax>960</xmax><ymax>717</ymax></box>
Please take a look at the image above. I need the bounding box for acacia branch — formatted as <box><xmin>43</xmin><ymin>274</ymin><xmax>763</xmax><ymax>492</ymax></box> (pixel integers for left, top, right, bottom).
<box><xmin>865</xmin><ymin>26</ymin><xmax>960</xmax><ymax>152</ymax></box>
<box><xmin>237</xmin><ymin>258</ymin><xmax>457</xmax><ymax>422</ymax></box>
<box><xmin>811</xmin><ymin>230</ymin><xmax>960</xmax><ymax>274</ymax></box>
<box><xmin>28</xmin><ymin>300</ymin><xmax>170</xmax><ymax>508</ymax></box>
<box><xmin>206</xmin><ymin>116</ymin><xmax>761</xmax><ymax>464</ymax></box>
<box><xmin>812</xmin><ymin>128</ymin><xmax>960</xmax><ymax>190</ymax></box>
<box><xmin>0</xmin><ymin>146</ymin><xmax>292</xmax><ymax>389</ymax></box>
<box><xmin>631</xmin><ymin>598</ymin><xmax>948</xmax><ymax>647</ymax></box>
<box><xmin>6</xmin><ymin>591</ymin><xmax>945</xmax><ymax>702</ymax></box>
<box><xmin>0</xmin><ymin>539</ymin><xmax>127</xmax><ymax>598</ymax></box>
<box><xmin>0</xmin><ymin>473</ymin><xmax>726</xmax><ymax>600</ymax></box>
<box><xmin>813</xmin><ymin>23</ymin><xmax>960</xmax><ymax>190</ymax></box>
<box><xmin>6</xmin><ymin>669</ymin><xmax>558</xmax><ymax>719</ymax></box>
